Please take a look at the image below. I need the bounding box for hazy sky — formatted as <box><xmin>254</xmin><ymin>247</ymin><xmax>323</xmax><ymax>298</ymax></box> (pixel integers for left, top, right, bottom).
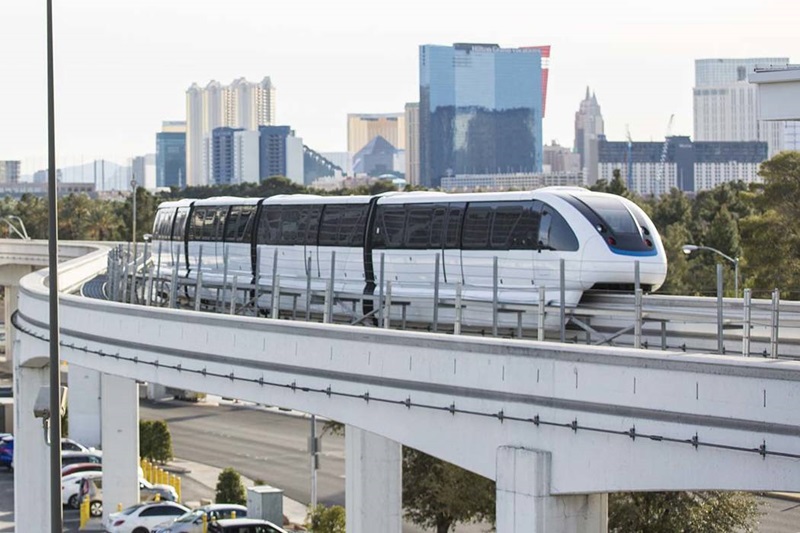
<box><xmin>2</xmin><ymin>0</ymin><xmax>799</xmax><ymax>174</ymax></box>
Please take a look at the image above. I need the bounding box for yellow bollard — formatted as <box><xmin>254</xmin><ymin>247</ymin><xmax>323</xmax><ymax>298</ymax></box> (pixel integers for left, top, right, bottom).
<box><xmin>117</xmin><ymin>503</ymin><xmax>123</xmax><ymax>512</ymax></box>
<box><xmin>202</xmin><ymin>514</ymin><xmax>208</xmax><ymax>533</ymax></box>
<box><xmin>230</xmin><ymin>510</ymin><xmax>236</xmax><ymax>519</ymax></box>
<box><xmin>175</xmin><ymin>476</ymin><xmax>182</xmax><ymax>503</ymax></box>
<box><xmin>79</xmin><ymin>495</ymin><xmax>89</xmax><ymax>529</ymax></box>
<box><xmin>154</xmin><ymin>492</ymin><xmax>161</xmax><ymax>502</ymax></box>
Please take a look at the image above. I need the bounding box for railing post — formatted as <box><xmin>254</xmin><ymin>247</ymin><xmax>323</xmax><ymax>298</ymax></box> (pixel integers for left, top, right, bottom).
<box><xmin>194</xmin><ymin>271</ymin><xmax>203</xmax><ymax>312</ymax></box>
<box><xmin>742</xmin><ymin>288</ymin><xmax>751</xmax><ymax>357</ymax></box>
<box><xmin>230</xmin><ymin>275</ymin><xmax>239</xmax><ymax>316</ymax></box>
<box><xmin>271</xmin><ymin>248</ymin><xmax>279</xmax><ymax>313</ymax></box>
<box><xmin>634</xmin><ymin>260</ymin><xmax>640</xmax><ymax>293</ymax></box>
<box><xmin>378</xmin><ymin>252</ymin><xmax>384</xmax><ymax>327</ymax></box>
<box><xmin>323</xmin><ymin>279</ymin><xmax>333</xmax><ymax>324</ymax></box>
<box><xmin>492</xmin><ymin>256</ymin><xmax>499</xmax><ymax>337</ymax></box>
<box><xmin>169</xmin><ymin>262</ymin><xmax>179</xmax><ymax>309</ymax></box>
<box><xmin>254</xmin><ymin>247</ymin><xmax>261</xmax><ymax>316</ymax></box>
<box><xmin>537</xmin><ymin>286</ymin><xmax>546</xmax><ymax>342</ymax></box>
<box><xmin>384</xmin><ymin>280</ymin><xmax>392</xmax><ymax>329</ymax></box>
<box><xmin>153</xmin><ymin>241</ymin><xmax>162</xmax><ymax>306</ymax></box>
<box><xmin>454</xmin><ymin>281</ymin><xmax>463</xmax><ymax>336</ymax></box>
<box><xmin>305</xmin><ymin>255</ymin><xmax>312</xmax><ymax>321</ymax></box>
<box><xmin>121</xmin><ymin>255</ymin><xmax>129</xmax><ymax>303</ymax></box>
<box><xmin>559</xmin><ymin>259</ymin><xmax>566</xmax><ymax>343</ymax></box>
<box><xmin>771</xmin><ymin>288</ymin><xmax>780</xmax><ymax>358</ymax></box>
<box><xmin>634</xmin><ymin>288</ymin><xmax>643</xmax><ymax>349</ymax></box>
<box><xmin>432</xmin><ymin>253</ymin><xmax>440</xmax><ymax>333</ymax></box>
<box><xmin>220</xmin><ymin>245</ymin><xmax>229</xmax><ymax>314</ymax></box>
<box><xmin>328</xmin><ymin>250</ymin><xmax>336</xmax><ymax>322</ymax></box>
<box><xmin>145</xmin><ymin>265</ymin><xmax>154</xmax><ymax>307</ymax></box>
<box><xmin>271</xmin><ymin>275</ymin><xmax>281</xmax><ymax>320</ymax></box>
<box><xmin>717</xmin><ymin>263</ymin><xmax>724</xmax><ymax>354</ymax></box>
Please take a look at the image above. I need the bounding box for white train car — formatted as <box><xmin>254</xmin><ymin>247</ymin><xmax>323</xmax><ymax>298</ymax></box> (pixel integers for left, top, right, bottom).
<box><xmin>149</xmin><ymin>187</ymin><xmax>667</xmax><ymax>328</ymax></box>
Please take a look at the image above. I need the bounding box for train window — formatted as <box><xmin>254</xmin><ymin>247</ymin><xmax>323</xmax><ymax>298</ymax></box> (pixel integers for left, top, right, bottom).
<box><xmin>240</xmin><ymin>207</ymin><xmax>256</xmax><ymax>243</ymax></box>
<box><xmin>374</xmin><ymin>206</ymin><xmax>405</xmax><ymax>248</ymax></box>
<box><xmin>258</xmin><ymin>206</ymin><xmax>282</xmax><ymax>245</ymax></box>
<box><xmin>444</xmin><ymin>204</ymin><xmax>464</xmax><ymax>249</ymax></box>
<box><xmin>579</xmin><ymin>195</ymin><xmax>638</xmax><ymax>234</ymax></box>
<box><xmin>429</xmin><ymin>206</ymin><xmax>447</xmax><ymax>248</ymax></box>
<box><xmin>279</xmin><ymin>207</ymin><xmax>302</xmax><ymax>245</ymax></box>
<box><xmin>303</xmin><ymin>205</ymin><xmax>322</xmax><ymax>246</ymax></box>
<box><xmin>319</xmin><ymin>204</ymin><xmax>368</xmax><ymax>247</ymax></box>
<box><xmin>173</xmin><ymin>208</ymin><xmax>188</xmax><ymax>241</ymax></box>
<box><xmin>188</xmin><ymin>208</ymin><xmax>205</xmax><ymax>241</ymax></box>
<box><xmin>405</xmin><ymin>206</ymin><xmax>434</xmax><ymax>249</ymax></box>
<box><xmin>224</xmin><ymin>206</ymin><xmax>254</xmax><ymax>243</ymax></box>
<box><xmin>462</xmin><ymin>204</ymin><xmax>492</xmax><ymax>249</ymax></box>
<box><xmin>539</xmin><ymin>205</ymin><xmax>578</xmax><ymax>251</ymax></box>
<box><xmin>491</xmin><ymin>204</ymin><xmax>524</xmax><ymax>249</ymax></box>
<box><xmin>509</xmin><ymin>203</ymin><xmax>540</xmax><ymax>250</ymax></box>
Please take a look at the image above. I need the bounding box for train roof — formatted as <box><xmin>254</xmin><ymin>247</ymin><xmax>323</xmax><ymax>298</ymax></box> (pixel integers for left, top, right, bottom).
<box><xmin>192</xmin><ymin>196</ymin><xmax>261</xmax><ymax>207</ymax></box>
<box><xmin>263</xmin><ymin>194</ymin><xmax>371</xmax><ymax>205</ymax></box>
<box><xmin>155</xmin><ymin>199</ymin><xmax>193</xmax><ymax>209</ymax></box>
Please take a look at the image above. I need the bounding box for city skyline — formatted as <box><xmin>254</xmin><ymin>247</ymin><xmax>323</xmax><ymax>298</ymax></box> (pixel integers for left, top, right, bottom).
<box><xmin>3</xmin><ymin>0</ymin><xmax>799</xmax><ymax>175</ymax></box>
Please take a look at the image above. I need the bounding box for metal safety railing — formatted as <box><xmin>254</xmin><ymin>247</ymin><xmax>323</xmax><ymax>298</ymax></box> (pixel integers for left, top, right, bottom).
<box><xmin>104</xmin><ymin>243</ymin><xmax>799</xmax><ymax>359</ymax></box>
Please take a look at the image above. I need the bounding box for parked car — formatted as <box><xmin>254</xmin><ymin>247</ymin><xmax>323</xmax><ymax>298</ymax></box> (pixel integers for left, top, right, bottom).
<box><xmin>153</xmin><ymin>504</ymin><xmax>247</xmax><ymax>533</ymax></box>
<box><xmin>61</xmin><ymin>462</ymin><xmax>102</xmax><ymax>477</ymax></box>
<box><xmin>61</xmin><ymin>438</ymin><xmax>92</xmax><ymax>453</ymax></box>
<box><xmin>103</xmin><ymin>501</ymin><xmax>189</xmax><ymax>533</ymax></box>
<box><xmin>61</xmin><ymin>470</ymin><xmax>102</xmax><ymax>509</ymax></box>
<box><xmin>79</xmin><ymin>475</ymin><xmax>179</xmax><ymax>517</ymax></box>
<box><xmin>0</xmin><ymin>436</ymin><xmax>12</xmax><ymax>469</ymax></box>
<box><xmin>61</xmin><ymin>450</ymin><xmax>102</xmax><ymax>467</ymax></box>
<box><xmin>208</xmin><ymin>518</ymin><xmax>288</xmax><ymax>533</ymax></box>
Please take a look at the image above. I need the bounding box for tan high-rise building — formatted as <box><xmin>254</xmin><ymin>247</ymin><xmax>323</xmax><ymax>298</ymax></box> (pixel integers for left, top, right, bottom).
<box><xmin>347</xmin><ymin>113</ymin><xmax>405</xmax><ymax>157</ymax></box>
<box><xmin>404</xmin><ymin>103</ymin><xmax>420</xmax><ymax>186</ymax></box>
<box><xmin>186</xmin><ymin>77</ymin><xmax>276</xmax><ymax>187</ymax></box>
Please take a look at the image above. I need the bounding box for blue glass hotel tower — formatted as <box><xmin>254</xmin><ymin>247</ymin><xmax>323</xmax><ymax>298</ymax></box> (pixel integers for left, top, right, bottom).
<box><xmin>419</xmin><ymin>43</ymin><xmax>543</xmax><ymax>188</ymax></box>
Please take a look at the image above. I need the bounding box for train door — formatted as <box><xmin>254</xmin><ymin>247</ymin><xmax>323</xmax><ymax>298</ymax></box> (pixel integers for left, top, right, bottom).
<box><xmin>494</xmin><ymin>202</ymin><xmax>536</xmax><ymax>298</ymax></box>
<box><xmin>533</xmin><ymin>201</ymin><xmax>580</xmax><ymax>302</ymax></box>
<box><xmin>441</xmin><ymin>203</ymin><xmax>464</xmax><ymax>286</ymax></box>
<box><xmin>172</xmin><ymin>206</ymin><xmax>190</xmax><ymax>277</ymax></box>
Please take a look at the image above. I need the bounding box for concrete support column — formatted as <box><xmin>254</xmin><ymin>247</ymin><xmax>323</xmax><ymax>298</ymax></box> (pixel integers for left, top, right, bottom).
<box><xmin>68</xmin><ymin>364</ymin><xmax>102</xmax><ymax>448</ymax></box>
<box><xmin>345</xmin><ymin>426</ymin><xmax>402</xmax><ymax>533</ymax></box>
<box><xmin>4</xmin><ymin>284</ymin><xmax>18</xmax><ymax>361</ymax></box>
<box><xmin>496</xmin><ymin>447</ymin><xmax>607</xmax><ymax>533</ymax></box>
<box><xmin>101</xmin><ymin>374</ymin><xmax>140</xmax><ymax>523</ymax></box>
<box><xmin>13</xmin><ymin>353</ymin><xmax>52</xmax><ymax>532</ymax></box>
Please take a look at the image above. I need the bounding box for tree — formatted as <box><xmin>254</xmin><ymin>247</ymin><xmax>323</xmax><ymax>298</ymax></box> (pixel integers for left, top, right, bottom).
<box><xmin>215</xmin><ymin>467</ymin><xmax>247</xmax><ymax>506</ymax></box>
<box><xmin>305</xmin><ymin>504</ymin><xmax>346</xmax><ymax>533</ymax></box>
<box><xmin>139</xmin><ymin>419</ymin><xmax>174</xmax><ymax>464</ymax></box>
<box><xmin>609</xmin><ymin>491</ymin><xmax>759</xmax><ymax>533</ymax></box>
<box><xmin>608</xmin><ymin>168</ymin><xmax>629</xmax><ymax>196</ymax></box>
<box><xmin>403</xmin><ymin>447</ymin><xmax>495</xmax><ymax>533</ymax></box>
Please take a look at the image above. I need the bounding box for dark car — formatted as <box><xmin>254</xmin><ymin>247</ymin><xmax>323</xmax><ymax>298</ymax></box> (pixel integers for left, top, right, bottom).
<box><xmin>0</xmin><ymin>436</ymin><xmax>13</xmax><ymax>469</ymax></box>
<box><xmin>208</xmin><ymin>518</ymin><xmax>287</xmax><ymax>533</ymax></box>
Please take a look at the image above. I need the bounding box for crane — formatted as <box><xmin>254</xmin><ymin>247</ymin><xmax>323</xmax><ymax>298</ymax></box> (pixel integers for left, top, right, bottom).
<box><xmin>656</xmin><ymin>114</ymin><xmax>675</xmax><ymax>187</ymax></box>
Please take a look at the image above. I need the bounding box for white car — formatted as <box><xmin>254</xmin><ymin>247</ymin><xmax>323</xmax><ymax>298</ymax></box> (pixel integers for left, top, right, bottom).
<box><xmin>61</xmin><ymin>438</ymin><xmax>92</xmax><ymax>453</ymax></box>
<box><xmin>104</xmin><ymin>501</ymin><xmax>189</xmax><ymax>533</ymax></box>
<box><xmin>152</xmin><ymin>504</ymin><xmax>248</xmax><ymax>533</ymax></box>
<box><xmin>61</xmin><ymin>470</ymin><xmax>101</xmax><ymax>509</ymax></box>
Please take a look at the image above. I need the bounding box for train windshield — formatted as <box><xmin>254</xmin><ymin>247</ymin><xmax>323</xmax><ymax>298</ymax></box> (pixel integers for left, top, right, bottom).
<box><xmin>580</xmin><ymin>196</ymin><xmax>638</xmax><ymax>235</ymax></box>
<box><xmin>564</xmin><ymin>194</ymin><xmax>656</xmax><ymax>255</ymax></box>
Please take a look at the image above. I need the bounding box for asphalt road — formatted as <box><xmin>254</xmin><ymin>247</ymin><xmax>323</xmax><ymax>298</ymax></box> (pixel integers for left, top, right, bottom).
<box><xmin>140</xmin><ymin>398</ymin><xmax>800</xmax><ymax>533</ymax></box>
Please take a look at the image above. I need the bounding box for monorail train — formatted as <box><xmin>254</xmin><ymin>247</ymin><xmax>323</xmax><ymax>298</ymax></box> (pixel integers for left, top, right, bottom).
<box><xmin>150</xmin><ymin>187</ymin><xmax>667</xmax><ymax>329</ymax></box>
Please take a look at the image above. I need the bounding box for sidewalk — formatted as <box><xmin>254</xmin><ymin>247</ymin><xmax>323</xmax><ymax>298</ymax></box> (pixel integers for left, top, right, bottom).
<box><xmin>167</xmin><ymin>457</ymin><xmax>309</xmax><ymax>528</ymax></box>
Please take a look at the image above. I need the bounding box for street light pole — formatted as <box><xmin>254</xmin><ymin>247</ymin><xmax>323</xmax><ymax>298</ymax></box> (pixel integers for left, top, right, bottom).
<box><xmin>46</xmin><ymin>0</ymin><xmax>64</xmax><ymax>529</ymax></box>
<box><xmin>682</xmin><ymin>244</ymin><xmax>740</xmax><ymax>298</ymax></box>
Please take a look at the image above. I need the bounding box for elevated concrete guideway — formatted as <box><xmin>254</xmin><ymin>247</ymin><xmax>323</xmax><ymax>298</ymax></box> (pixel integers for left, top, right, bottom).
<box><xmin>8</xmin><ymin>239</ymin><xmax>800</xmax><ymax>532</ymax></box>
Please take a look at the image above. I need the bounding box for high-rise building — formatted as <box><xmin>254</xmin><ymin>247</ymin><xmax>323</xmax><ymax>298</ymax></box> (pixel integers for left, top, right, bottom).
<box><xmin>156</xmin><ymin>121</ymin><xmax>186</xmax><ymax>188</ymax></box>
<box><xmin>185</xmin><ymin>77</ymin><xmax>276</xmax><ymax>187</ymax></box>
<box><xmin>210</xmin><ymin>127</ymin><xmax>242</xmax><ymax>185</ymax></box>
<box><xmin>347</xmin><ymin>113</ymin><xmax>405</xmax><ymax>157</ymax></box>
<box><xmin>404</xmin><ymin>102</ymin><xmax>420</xmax><ymax>185</ymax></box>
<box><xmin>131</xmin><ymin>154</ymin><xmax>157</xmax><ymax>190</ymax></box>
<box><xmin>574</xmin><ymin>87</ymin><xmax>604</xmax><ymax>185</ymax></box>
<box><xmin>258</xmin><ymin>126</ymin><xmax>304</xmax><ymax>185</ymax></box>
<box><xmin>0</xmin><ymin>161</ymin><xmax>21</xmax><ymax>184</ymax></box>
<box><xmin>419</xmin><ymin>43</ymin><xmax>543</xmax><ymax>188</ymax></box>
<box><xmin>598</xmin><ymin>136</ymin><xmax>768</xmax><ymax>195</ymax></box>
<box><xmin>694</xmin><ymin>57</ymin><xmax>790</xmax><ymax>156</ymax></box>
<box><xmin>233</xmin><ymin>130</ymin><xmax>260</xmax><ymax>184</ymax></box>
<box><xmin>543</xmin><ymin>141</ymin><xmax>580</xmax><ymax>174</ymax></box>
<box><xmin>521</xmin><ymin>45</ymin><xmax>551</xmax><ymax>117</ymax></box>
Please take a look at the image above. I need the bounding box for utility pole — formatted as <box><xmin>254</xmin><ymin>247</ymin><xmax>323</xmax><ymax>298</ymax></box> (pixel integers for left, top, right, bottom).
<box><xmin>131</xmin><ymin>175</ymin><xmax>138</xmax><ymax>260</ymax></box>
<box><xmin>46</xmin><ymin>0</ymin><xmax>64</xmax><ymax>530</ymax></box>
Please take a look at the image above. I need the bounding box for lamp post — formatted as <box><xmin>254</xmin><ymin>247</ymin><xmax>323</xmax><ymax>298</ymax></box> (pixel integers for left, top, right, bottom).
<box><xmin>131</xmin><ymin>176</ymin><xmax>138</xmax><ymax>261</ymax></box>
<box><xmin>682</xmin><ymin>244</ymin><xmax>740</xmax><ymax>298</ymax></box>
